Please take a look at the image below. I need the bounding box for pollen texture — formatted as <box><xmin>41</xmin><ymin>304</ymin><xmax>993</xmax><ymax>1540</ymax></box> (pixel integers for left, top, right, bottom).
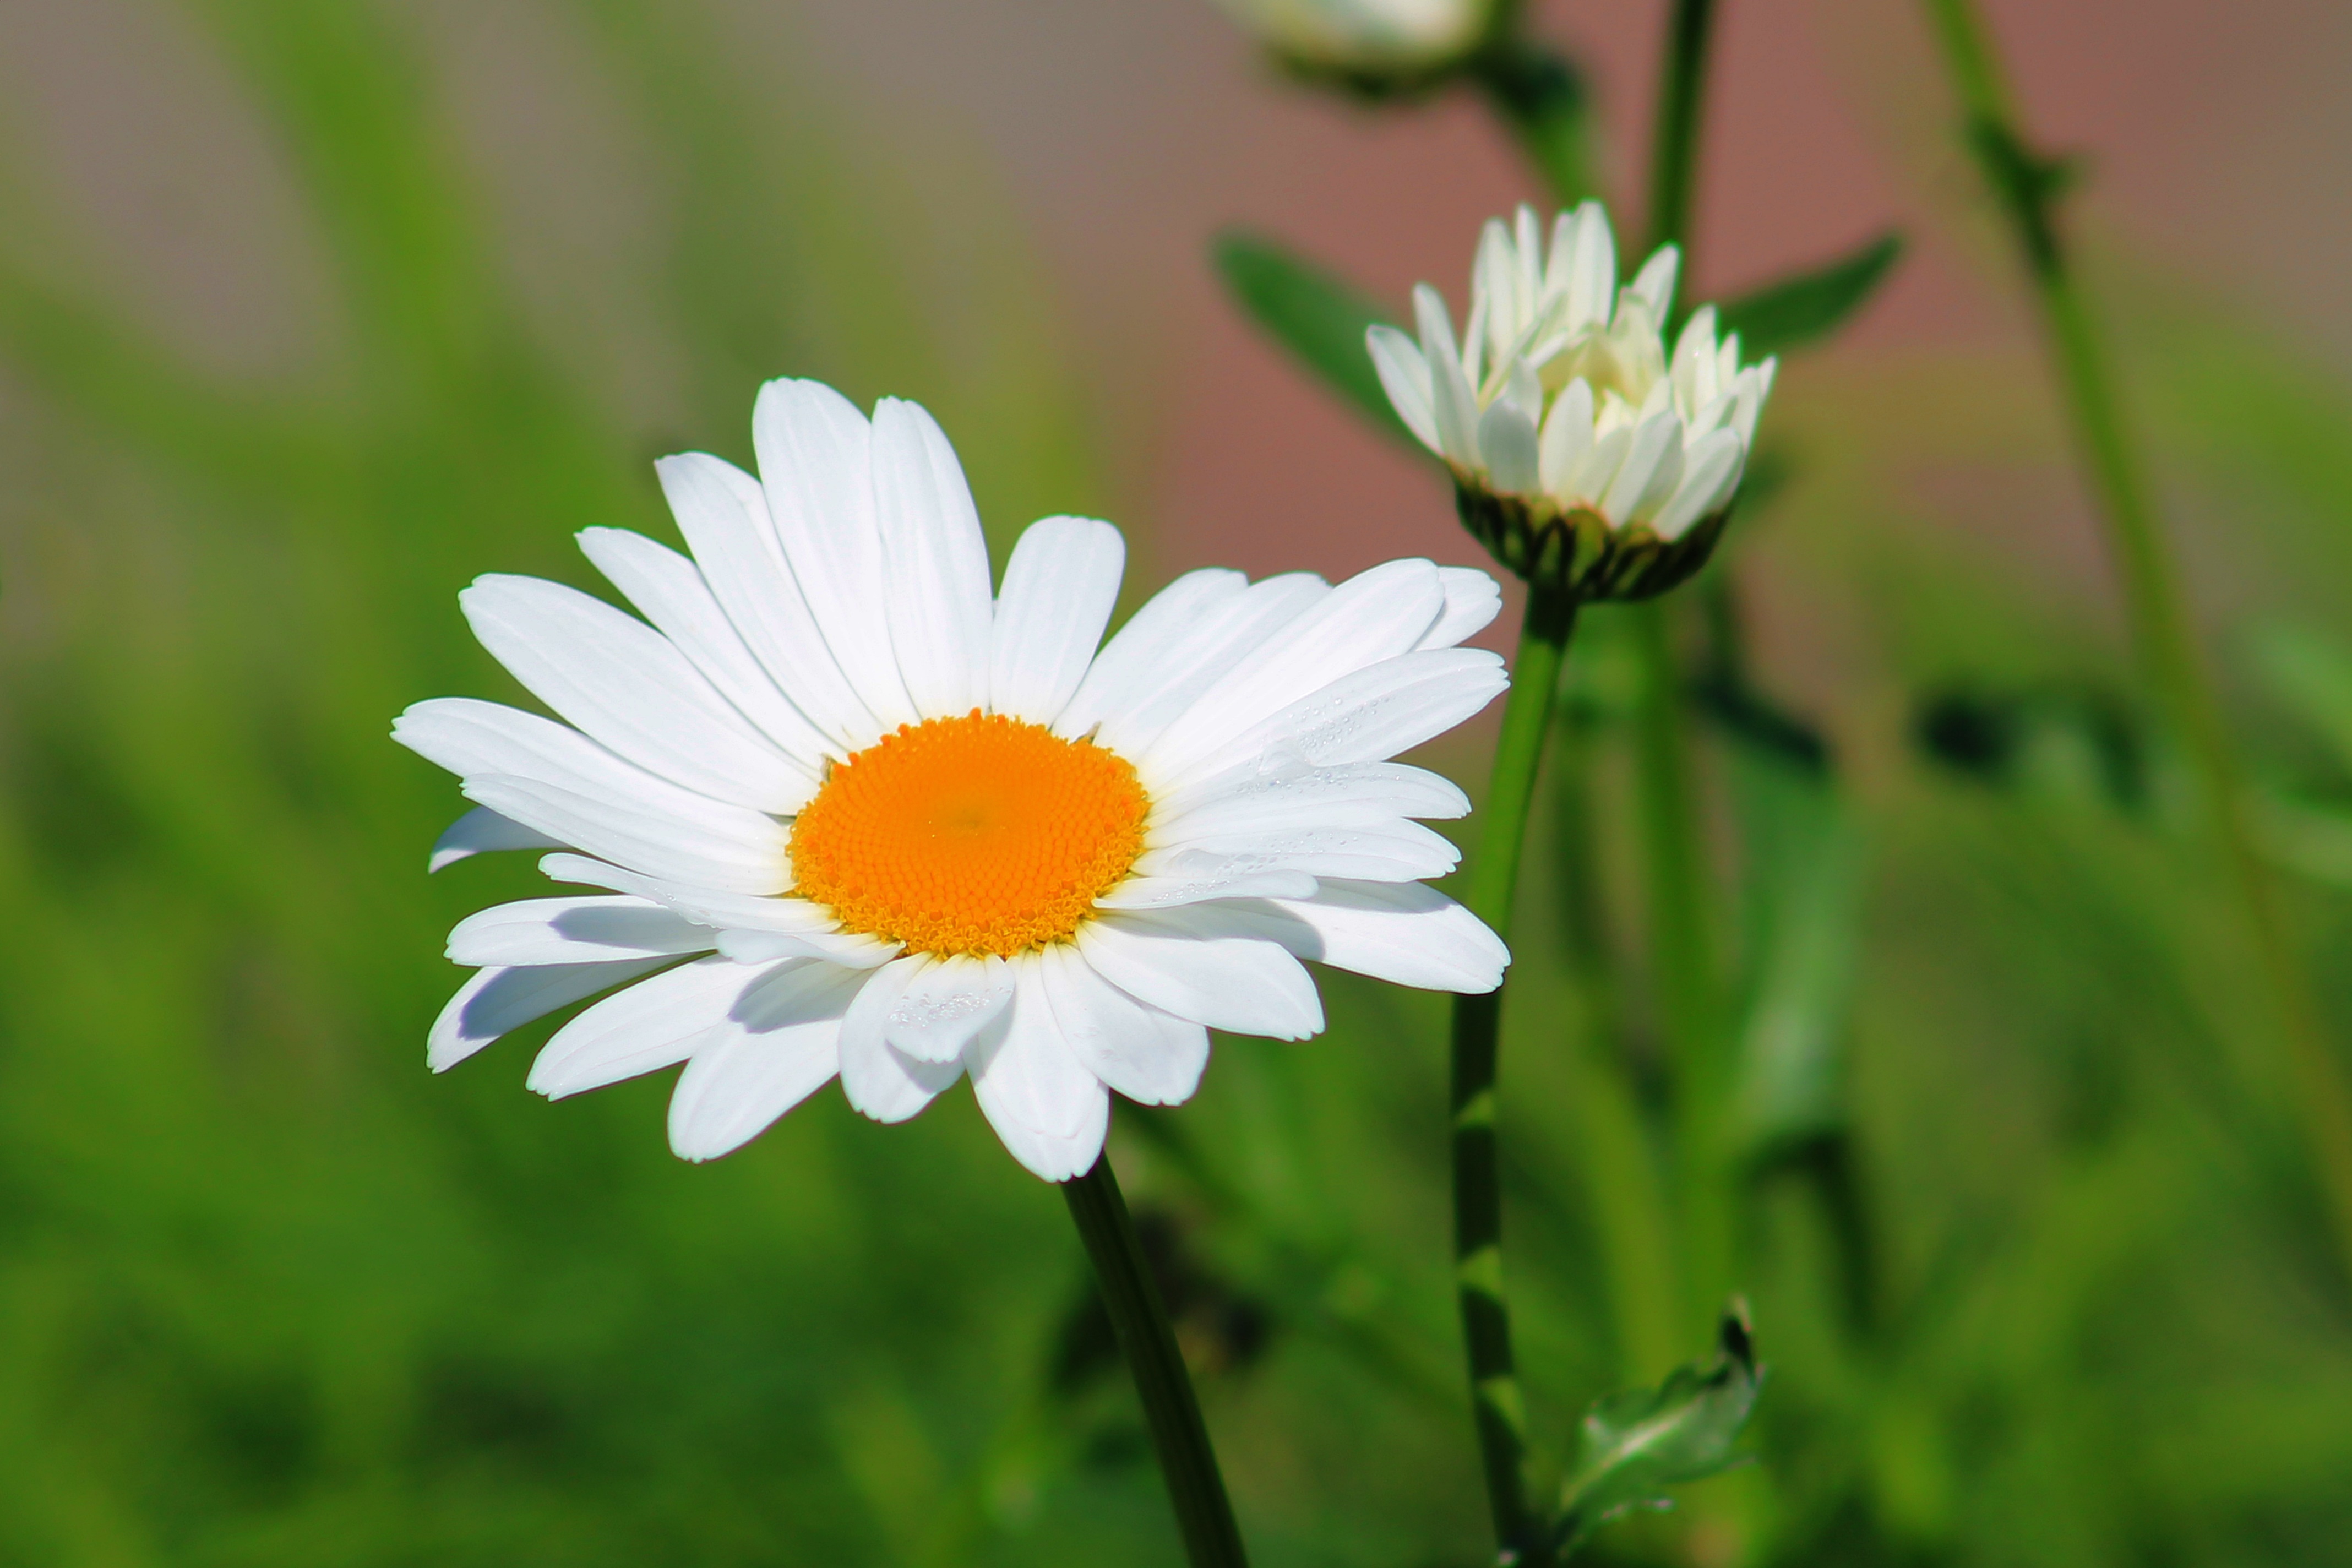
<box><xmin>789</xmin><ymin>712</ymin><xmax>1148</xmax><ymax>958</ymax></box>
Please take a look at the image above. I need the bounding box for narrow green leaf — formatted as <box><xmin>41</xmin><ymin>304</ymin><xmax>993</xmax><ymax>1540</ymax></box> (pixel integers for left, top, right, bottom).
<box><xmin>1714</xmin><ymin>232</ymin><xmax>1903</xmax><ymax>359</ymax></box>
<box><xmin>1212</xmin><ymin>231</ymin><xmax>1419</xmax><ymax>449</ymax></box>
<box><xmin>1555</xmin><ymin>1307</ymin><xmax>1764</xmax><ymax>1554</ymax></box>
<box><xmin>2252</xmin><ymin>623</ymin><xmax>2352</xmax><ymax>775</ymax></box>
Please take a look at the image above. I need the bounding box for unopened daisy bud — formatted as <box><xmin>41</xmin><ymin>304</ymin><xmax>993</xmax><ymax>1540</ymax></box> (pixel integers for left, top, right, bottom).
<box><xmin>1212</xmin><ymin>0</ymin><xmax>1495</xmax><ymax>86</ymax></box>
<box><xmin>1368</xmin><ymin>200</ymin><xmax>1778</xmax><ymax>602</ymax></box>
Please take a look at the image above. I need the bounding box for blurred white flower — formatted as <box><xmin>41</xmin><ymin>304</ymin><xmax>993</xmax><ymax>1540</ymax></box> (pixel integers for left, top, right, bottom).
<box><xmin>397</xmin><ymin>379</ymin><xmax>1511</xmax><ymax>1182</ymax></box>
<box><xmin>1213</xmin><ymin>0</ymin><xmax>1492</xmax><ymax>75</ymax></box>
<box><xmin>1369</xmin><ymin>203</ymin><xmax>1776</xmax><ymax>592</ymax></box>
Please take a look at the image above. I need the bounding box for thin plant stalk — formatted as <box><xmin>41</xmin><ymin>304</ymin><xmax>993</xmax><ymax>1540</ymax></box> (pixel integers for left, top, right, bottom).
<box><xmin>1449</xmin><ymin>584</ymin><xmax>1578</xmax><ymax>1564</ymax></box>
<box><xmin>1637</xmin><ymin>0</ymin><xmax>1738</xmax><ymax>1331</ymax></box>
<box><xmin>1645</xmin><ymin>0</ymin><xmax>1719</xmax><ymax>259</ymax></box>
<box><xmin>1921</xmin><ymin>0</ymin><xmax>2352</xmax><ymax>1275</ymax></box>
<box><xmin>1064</xmin><ymin>1156</ymin><xmax>1250</xmax><ymax>1568</ymax></box>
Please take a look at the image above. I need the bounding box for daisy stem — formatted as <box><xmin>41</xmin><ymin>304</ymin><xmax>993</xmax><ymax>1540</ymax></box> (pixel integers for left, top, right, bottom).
<box><xmin>1922</xmin><ymin>0</ymin><xmax>2352</xmax><ymax>1280</ymax></box>
<box><xmin>1451</xmin><ymin>583</ymin><xmax>1579</xmax><ymax>1564</ymax></box>
<box><xmin>1064</xmin><ymin>1154</ymin><xmax>1250</xmax><ymax>1568</ymax></box>
<box><xmin>1644</xmin><ymin>0</ymin><xmax>1718</xmax><ymax>259</ymax></box>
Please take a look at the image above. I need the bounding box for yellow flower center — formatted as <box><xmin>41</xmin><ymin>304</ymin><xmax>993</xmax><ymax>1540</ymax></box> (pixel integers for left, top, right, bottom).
<box><xmin>788</xmin><ymin>712</ymin><xmax>1148</xmax><ymax>959</ymax></box>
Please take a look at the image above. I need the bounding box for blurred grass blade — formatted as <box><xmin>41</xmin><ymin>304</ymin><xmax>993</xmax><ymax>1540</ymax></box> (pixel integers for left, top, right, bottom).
<box><xmin>1714</xmin><ymin>232</ymin><xmax>1902</xmax><ymax>358</ymax></box>
<box><xmin>1725</xmin><ymin>755</ymin><xmax>1861</xmax><ymax>1157</ymax></box>
<box><xmin>1212</xmin><ymin>231</ymin><xmax>1419</xmax><ymax>449</ymax></box>
<box><xmin>1555</xmin><ymin>1306</ymin><xmax>1763</xmax><ymax>1554</ymax></box>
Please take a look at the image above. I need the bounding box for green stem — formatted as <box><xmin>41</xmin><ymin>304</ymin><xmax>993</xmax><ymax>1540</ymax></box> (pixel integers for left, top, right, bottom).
<box><xmin>1063</xmin><ymin>1156</ymin><xmax>1250</xmax><ymax>1568</ymax></box>
<box><xmin>1921</xmin><ymin>0</ymin><xmax>2352</xmax><ymax>1279</ymax></box>
<box><xmin>1645</xmin><ymin>0</ymin><xmax>1719</xmax><ymax>266</ymax></box>
<box><xmin>1451</xmin><ymin>585</ymin><xmax>1578</xmax><ymax>1565</ymax></box>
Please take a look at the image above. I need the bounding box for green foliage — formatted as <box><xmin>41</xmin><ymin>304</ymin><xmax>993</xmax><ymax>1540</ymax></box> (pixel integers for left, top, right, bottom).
<box><xmin>1210</xmin><ymin>232</ymin><xmax>1422</xmax><ymax>450</ymax></box>
<box><xmin>1713</xmin><ymin>232</ymin><xmax>1904</xmax><ymax>359</ymax></box>
<box><xmin>1555</xmin><ymin>1309</ymin><xmax>1762</xmax><ymax>1554</ymax></box>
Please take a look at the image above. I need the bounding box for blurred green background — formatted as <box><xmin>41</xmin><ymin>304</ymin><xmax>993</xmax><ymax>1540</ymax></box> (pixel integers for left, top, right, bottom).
<box><xmin>3</xmin><ymin>0</ymin><xmax>2351</xmax><ymax>1564</ymax></box>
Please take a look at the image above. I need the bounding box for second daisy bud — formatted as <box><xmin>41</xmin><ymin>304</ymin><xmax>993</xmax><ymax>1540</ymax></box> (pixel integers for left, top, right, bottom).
<box><xmin>1369</xmin><ymin>201</ymin><xmax>1777</xmax><ymax>602</ymax></box>
<box><xmin>1210</xmin><ymin>0</ymin><xmax>1496</xmax><ymax>90</ymax></box>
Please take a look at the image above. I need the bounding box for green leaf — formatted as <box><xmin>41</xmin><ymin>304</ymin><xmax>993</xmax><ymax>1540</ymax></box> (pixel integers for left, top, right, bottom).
<box><xmin>1212</xmin><ymin>231</ymin><xmax>1421</xmax><ymax>450</ymax></box>
<box><xmin>1555</xmin><ymin>1307</ymin><xmax>1765</xmax><ymax>1554</ymax></box>
<box><xmin>1714</xmin><ymin>232</ymin><xmax>1903</xmax><ymax>359</ymax></box>
<box><xmin>2251</xmin><ymin>623</ymin><xmax>2352</xmax><ymax>774</ymax></box>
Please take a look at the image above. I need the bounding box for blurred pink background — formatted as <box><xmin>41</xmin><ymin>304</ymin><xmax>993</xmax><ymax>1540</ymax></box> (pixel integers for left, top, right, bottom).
<box><xmin>7</xmin><ymin>0</ymin><xmax>2345</xmax><ymax>594</ymax></box>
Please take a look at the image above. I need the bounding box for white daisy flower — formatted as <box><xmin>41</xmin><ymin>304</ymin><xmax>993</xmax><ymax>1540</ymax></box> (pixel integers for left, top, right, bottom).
<box><xmin>398</xmin><ymin>379</ymin><xmax>1511</xmax><ymax>1181</ymax></box>
<box><xmin>1211</xmin><ymin>0</ymin><xmax>1493</xmax><ymax>77</ymax></box>
<box><xmin>1368</xmin><ymin>201</ymin><xmax>1777</xmax><ymax>600</ymax></box>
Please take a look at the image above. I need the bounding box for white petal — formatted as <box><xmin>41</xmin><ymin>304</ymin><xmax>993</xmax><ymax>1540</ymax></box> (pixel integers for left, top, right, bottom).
<box><xmin>1538</xmin><ymin>378</ymin><xmax>1596</xmax><ymax>497</ymax></box>
<box><xmin>1414</xmin><ymin>284</ymin><xmax>1481</xmax><ymax>466</ymax></box>
<box><xmin>429</xmin><ymin>805</ymin><xmax>562</xmax><ymax>873</ymax></box>
<box><xmin>990</xmin><ymin>516</ymin><xmax>1125</xmax><ymax>724</ymax></box>
<box><xmin>1147</xmin><ymin>780</ymin><xmax>1458</xmax><ymax>841</ymax></box>
<box><xmin>1148</xmin><ymin>646</ymin><xmax>1509</xmax><ymax>792</ymax></box>
<box><xmin>752</xmin><ymin>378</ymin><xmax>917</xmax><ymax>729</ymax></box>
<box><xmin>665</xmin><ymin>962</ymin><xmax>866</xmax><ymax>1161</ymax></box>
<box><xmin>885</xmin><ymin>952</ymin><xmax>1016</xmax><ymax>1063</ymax></box>
<box><xmin>1417</xmin><ymin>567</ymin><xmax>1501</xmax><ymax>650</ymax></box>
<box><xmin>870</xmin><ymin>398</ymin><xmax>995</xmax><ymax>717</ymax></box>
<box><xmin>1055</xmin><ymin>568</ymin><xmax>1250</xmax><ymax>742</ymax></box>
<box><xmin>537</xmin><ymin>853</ymin><xmax>899</xmax><ymax>967</ymax></box>
<box><xmin>464</xmin><ymin>772</ymin><xmax>785</xmax><ymax>895</ymax></box>
<box><xmin>1476</xmin><ymin>400</ymin><xmax>1540</xmax><ymax>493</ymax></box>
<box><xmin>429</xmin><ymin>959</ymin><xmax>667</xmax><ymax>1072</ymax></box>
<box><xmin>1134</xmin><ymin>821</ymin><xmax>1460</xmax><ymax>882</ymax></box>
<box><xmin>1232</xmin><ymin>880</ymin><xmax>1508</xmax><ymax>992</ymax></box>
<box><xmin>1077</xmin><ymin>910</ymin><xmax>1324</xmax><ymax>1040</ymax></box>
<box><xmin>1037</xmin><ymin>943</ymin><xmax>1208</xmax><ymax>1107</ymax></box>
<box><xmin>576</xmin><ymin>526</ymin><xmax>833</xmax><ymax>780</ymax></box>
<box><xmin>1141</xmin><ymin>558</ymin><xmax>1446</xmax><ymax>784</ymax></box>
<box><xmin>1561</xmin><ymin>209</ymin><xmax>1608</xmax><ymax>330</ymax></box>
<box><xmin>447</xmin><ymin>895</ymin><xmax>716</xmax><ymax>967</ymax></box>
<box><xmin>714</xmin><ymin>928</ymin><xmax>855</xmax><ymax>965</ymax></box>
<box><xmin>1151</xmin><ymin>759</ymin><xmax>1470</xmax><ymax>833</ymax></box>
<box><xmin>966</xmin><ymin>961</ymin><xmax>1110</xmax><ymax>1180</ymax></box>
<box><xmin>1365</xmin><ymin>325</ymin><xmax>1441</xmax><ymax>453</ymax></box>
<box><xmin>526</xmin><ymin>953</ymin><xmax>764</xmax><ymax>1098</ymax></box>
<box><xmin>1472</xmin><ymin>218</ymin><xmax>1516</xmax><ymax>369</ymax></box>
<box><xmin>1092</xmin><ymin>866</ymin><xmax>1322</xmax><ymax>910</ymax></box>
<box><xmin>654</xmin><ymin>452</ymin><xmax>872</xmax><ymax>748</ymax></box>
<box><xmin>1652</xmin><ymin>428</ymin><xmax>1746</xmax><ymax>541</ymax></box>
<box><xmin>1088</xmin><ymin>573</ymin><xmax>1329</xmax><ymax>758</ymax></box>
<box><xmin>1559</xmin><ymin>423</ymin><xmax>1633</xmax><ymax>509</ymax></box>
<box><xmin>1609</xmin><ymin>415</ymin><xmax>1685</xmax><ymax>526</ymax></box>
<box><xmin>1512</xmin><ymin>205</ymin><xmax>1544</xmax><ymax>322</ymax></box>
<box><xmin>397</xmin><ymin>696</ymin><xmax>784</xmax><ymax>865</ymax></box>
<box><xmin>1628</xmin><ymin>244</ymin><xmax>1680</xmax><ymax>319</ymax></box>
<box><xmin>1670</xmin><ymin>304</ymin><xmax>1721</xmax><ymax>411</ymax></box>
<box><xmin>1734</xmin><ymin>358</ymin><xmax>1778</xmax><ymax>443</ymax></box>
<box><xmin>836</xmin><ymin>956</ymin><xmax>963</xmax><ymax>1122</ymax></box>
<box><xmin>459</xmin><ymin>574</ymin><xmax>808</xmax><ymax>813</ymax></box>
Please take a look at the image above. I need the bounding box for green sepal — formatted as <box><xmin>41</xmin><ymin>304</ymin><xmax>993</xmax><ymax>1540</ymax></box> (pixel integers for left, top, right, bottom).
<box><xmin>1453</xmin><ymin>477</ymin><xmax>1729</xmax><ymax>603</ymax></box>
<box><xmin>1714</xmin><ymin>232</ymin><xmax>1904</xmax><ymax>359</ymax></box>
<box><xmin>1553</xmin><ymin>1305</ymin><xmax>1765</xmax><ymax>1555</ymax></box>
<box><xmin>1211</xmin><ymin>232</ymin><xmax>1421</xmax><ymax>450</ymax></box>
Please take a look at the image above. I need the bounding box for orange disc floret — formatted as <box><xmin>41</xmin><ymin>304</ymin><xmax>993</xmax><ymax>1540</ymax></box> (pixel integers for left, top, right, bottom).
<box><xmin>788</xmin><ymin>711</ymin><xmax>1149</xmax><ymax>958</ymax></box>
